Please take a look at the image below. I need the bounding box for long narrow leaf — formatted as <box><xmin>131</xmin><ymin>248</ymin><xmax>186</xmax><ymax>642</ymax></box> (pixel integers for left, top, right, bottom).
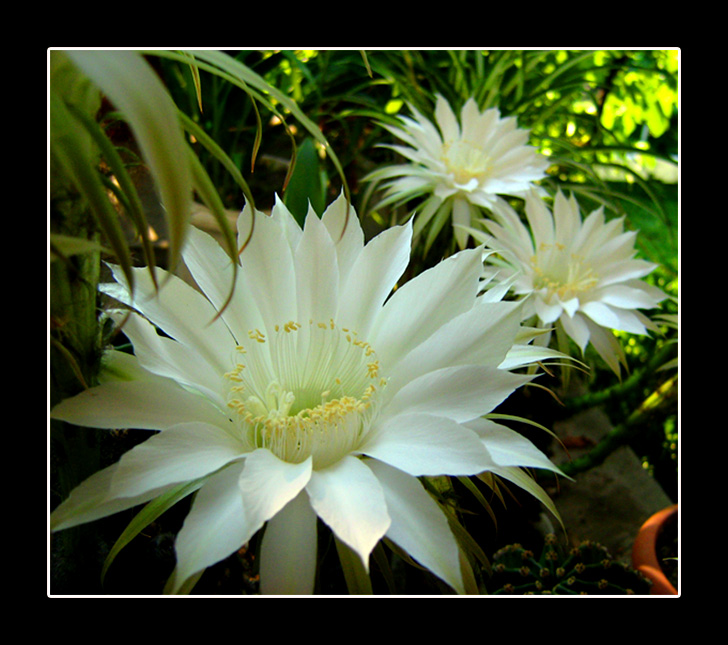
<box><xmin>101</xmin><ymin>478</ymin><xmax>206</xmax><ymax>584</ymax></box>
<box><xmin>66</xmin><ymin>102</ymin><xmax>159</xmax><ymax>288</ymax></box>
<box><xmin>66</xmin><ymin>50</ymin><xmax>193</xmax><ymax>273</ymax></box>
<box><xmin>50</xmin><ymin>90</ymin><xmax>135</xmax><ymax>293</ymax></box>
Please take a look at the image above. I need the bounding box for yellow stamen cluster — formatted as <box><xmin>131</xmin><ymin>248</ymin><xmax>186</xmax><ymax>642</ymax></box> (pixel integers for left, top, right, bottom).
<box><xmin>441</xmin><ymin>140</ymin><xmax>493</xmax><ymax>186</ymax></box>
<box><xmin>224</xmin><ymin>319</ymin><xmax>386</xmax><ymax>468</ymax></box>
<box><xmin>531</xmin><ymin>244</ymin><xmax>599</xmax><ymax>301</ymax></box>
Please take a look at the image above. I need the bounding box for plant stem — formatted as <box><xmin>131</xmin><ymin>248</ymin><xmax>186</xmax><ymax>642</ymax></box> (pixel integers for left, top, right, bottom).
<box><xmin>558</xmin><ymin>373</ymin><xmax>677</xmax><ymax>478</ymax></box>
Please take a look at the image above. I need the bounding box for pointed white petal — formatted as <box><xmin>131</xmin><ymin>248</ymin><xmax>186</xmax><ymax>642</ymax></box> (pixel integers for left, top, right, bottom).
<box><xmin>452</xmin><ymin>197</ymin><xmax>473</xmax><ymax>249</ymax></box>
<box><xmin>103</xmin><ymin>264</ymin><xmax>234</xmax><ymax>375</ymax></box>
<box><xmin>360</xmin><ymin>413</ymin><xmax>492</xmax><ymax>477</ymax></box>
<box><xmin>237</xmin><ymin>449</ymin><xmax>313</xmax><ymax>538</ymax></box>
<box><xmin>370</xmin><ymin>246</ymin><xmax>483</xmax><ymax>368</ymax></box>
<box><xmin>51</xmin><ymin>378</ymin><xmax>227</xmax><ymax>431</ymax></box>
<box><xmin>237</xmin><ymin>203</ymin><xmax>298</xmax><ymax>328</ymax></box>
<box><xmin>337</xmin><ymin>222</ymin><xmax>412</xmax><ymax>337</ymax></box>
<box><xmin>259</xmin><ymin>489</ymin><xmax>318</xmax><ymax>595</ymax></box>
<box><xmin>581</xmin><ymin>300</ymin><xmax>621</xmax><ymax>329</ymax></box>
<box><xmin>384</xmin><ymin>364</ymin><xmax>531</xmax><ymax>423</ymax></box>
<box><xmin>585</xmin><ymin>320</ymin><xmax>627</xmax><ymax>375</ymax></box>
<box><xmin>435</xmin><ymin>94</ymin><xmax>461</xmax><ymax>141</ymax></box>
<box><xmin>524</xmin><ymin>189</ymin><xmax>555</xmax><ymax>247</ymax></box>
<box><xmin>321</xmin><ymin>191</ymin><xmax>365</xmax><ymax>286</ymax></box>
<box><xmin>306</xmin><ymin>455</ymin><xmax>390</xmax><ymax>568</ymax></box>
<box><xmin>465</xmin><ymin>417</ymin><xmax>563</xmax><ymax>475</ymax></box>
<box><xmin>172</xmin><ymin>462</ymin><xmax>249</xmax><ymax>593</ymax></box>
<box><xmin>182</xmin><ymin>224</ymin><xmax>265</xmax><ymax>343</ymax></box>
<box><xmin>597</xmin><ymin>284</ymin><xmax>663</xmax><ymax>311</ymax></box>
<box><xmin>367</xmin><ymin>460</ymin><xmax>465</xmax><ymax>594</ymax></box>
<box><xmin>117</xmin><ymin>312</ymin><xmax>226</xmax><ymax>406</ymax></box>
<box><xmin>295</xmin><ymin>207</ymin><xmax>339</xmax><ymax>323</ymax></box>
<box><xmin>51</xmin><ymin>463</ymin><xmax>194</xmax><ymax>532</ymax></box>
<box><xmin>533</xmin><ymin>294</ymin><xmax>564</xmax><ymax>324</ymax></box>
<box><xmin>110</xmin><ymin>423</ymin><xmax>247</xmax><ymax>498</ymax></box>
<box><xmin>389</xmin><ymin>299</ymin><xmax>523</xmax><ymax>385</ymax></box>
<box><xmin>559</xmin><ymin>311</ymin><xmax>591</xmax><ymax>352</ymax></box>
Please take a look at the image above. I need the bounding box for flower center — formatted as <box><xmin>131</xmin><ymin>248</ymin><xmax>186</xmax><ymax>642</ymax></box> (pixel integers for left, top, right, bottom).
<box><xmin>531</xmin><ymin>243</ymin><xmax>599</xmax><ymax>301</ymax></box>
<box><xmin>224</xmin><ymin>320</ymin><xmax>387</xmax><ymax>469</ymax></box>
<box><xmin>441</xmin><ymin>140</ymin><xmax>492</xmax><ymax>188</ymax></box>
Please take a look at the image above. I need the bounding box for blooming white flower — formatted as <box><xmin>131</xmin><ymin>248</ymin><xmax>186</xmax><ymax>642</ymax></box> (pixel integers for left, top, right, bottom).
<box><xmin>473</xmin><ymin>189</ymin><xmax>668</xmax><ymax>375</ymax></box>
<box><xmin>50</xmin><ymin>193</ymin><xmax>562</xmax><ymax>595</ymax></box>
<box><xmin>367</xmin><ymin>95</ymin><xmax>549</xmax><ymax>250</ymax></box>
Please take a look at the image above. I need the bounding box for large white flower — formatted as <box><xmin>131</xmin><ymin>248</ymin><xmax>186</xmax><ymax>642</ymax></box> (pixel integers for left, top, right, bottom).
<box><xmin>473</xmin><ymin>189</ymin><xmax>667</xmax><ymax>375</ymax></box>
<box><xmin>367</xmin><ymin>95</ymin><xmax>549</xmax><ymax>250</ymax></box>
<box><xmin>50</xmin><ymin>193</ymin><xmax>562</xmax><ymax>595</ymax></box>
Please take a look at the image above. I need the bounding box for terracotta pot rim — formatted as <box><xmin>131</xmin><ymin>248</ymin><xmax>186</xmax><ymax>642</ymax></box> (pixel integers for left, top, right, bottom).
<box><xmin>632</xmin><ymin>504</ymin><xmax>678</xmax><ymax>595</ymax></box>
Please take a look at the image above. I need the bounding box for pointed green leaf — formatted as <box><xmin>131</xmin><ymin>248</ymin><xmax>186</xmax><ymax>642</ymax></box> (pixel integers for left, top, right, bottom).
<box><xmin>66</xmin><ymin>50</ymin><xmax>193</xmax><ymax>273</ymax></box>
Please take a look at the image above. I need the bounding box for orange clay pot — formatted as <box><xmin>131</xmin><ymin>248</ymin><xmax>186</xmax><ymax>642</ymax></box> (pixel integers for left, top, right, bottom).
<box><xmin>632</xmin><ymin>504</ymin><xmax>678</xmax><ymax>595</ymax></box>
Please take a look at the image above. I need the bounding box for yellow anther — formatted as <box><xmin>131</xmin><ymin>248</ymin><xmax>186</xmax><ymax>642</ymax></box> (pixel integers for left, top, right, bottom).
<box><xmin>367</xmin><ymin>361</ymin><xmax>380</xmax><ymax>378</ymax></box>
<box><xmin>248</xmin><ymin>329</ymin><xmax>266</xmax><ymax>343</ymax></box>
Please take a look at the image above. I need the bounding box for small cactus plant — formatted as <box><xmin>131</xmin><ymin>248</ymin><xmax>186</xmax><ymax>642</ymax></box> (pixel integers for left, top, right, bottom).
<box><xmin>489</xmin><ymin>534</ymin><xmax>652</xmax><ymax>595</ymax></box>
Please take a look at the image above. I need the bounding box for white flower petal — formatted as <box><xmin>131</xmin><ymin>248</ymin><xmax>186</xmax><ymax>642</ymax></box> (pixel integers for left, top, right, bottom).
<box><xmin>597</xmin><ymin>284</ymin><xmax>663</xmax><ymax>310</ymax></box>
<box><xmin>360</xmin><ymin>413</ymin><xmax>492</xmax><ymax>477</ymax></box>
<box><xmin>559</xmin><ymin>311</ymin><xmax>591</xmax><ymax>351</ymax></box>
<box><xmin>367</xmin><ymin>460</ymin><xmax>465</xmax><ymax>594</ymax></box>
<box><xmin>390</xmin><ymin>299</ymin><xmax>523</xmax><ymax>385</ymax></box>
<box><xmin>237</xmin><ymin>202</ymin><xmax>298</xmax><ymax>328</ymax></box>
<box><xmin>182</xmin><ymin>223</ymin><xmax>265</xmax><ymax>343</ymax></box>
<box><xmin>598</xmin><ymin>259</ymin><xmax>656</xmax><ymax>286</ymax></box>
<box><xmin>259</xmin><ymin>489</ymin><xmax>318</xmax><ymax>595</ymax></box>
<box><xmin>452</xmin><ymin>197</ymin><xmax>473</xmax><ymax>248</ymax></box>
<box><xmin>465</xmin><ymin>417</ymin><xmax>563</xmax><ymax>476</ymax></box>
<box><xmin>370</xmin><ymin>246</ymin><xmax>483</xmax><ymax>368</ymax></box>
<box><xmin>524</xmin><ymin>189</ymin><xmax>555</xmax><ymax>247</ymax></box>
<box><xmin>534</xmin><ymin>294</ymin><xmax>564</xmax><ymax>324</ymax></box>
<box><xmin>320</xmin><ymin>191</ymin><xmax>365</xmax><ymax>286</ymax></box>
<box><xmin>110</xmin><ymin>423</ymin><xmax>247</xmax><ymax>499</ymax></box>
<box><xmin>384</xmin><ymin>364</ymin><xmax>531</xmax><ymax>424</ymax></box>
<box><xmin>337</xmin><ymin>221</ymin><xmax>412</xmax><ymax>337</ymax></box>
<box><xmin>172</xmin><ymin>462</ymin><xmax>249</xmax><ymax>593</ymax></box>
<box><xmin>237</xmin><ymin>449</ymin><xmax>313</xmax><ymax>537</ymax></box>
<box><xmin>103</xmin><ymin>264</ymin><xmax>234</xmax><ymax>375</ymax></box>
<box><xmin>434</xmin><ymin>94</ymin><xmax>461</xmax><ymax>141</ymax></box>
<box><xmin>581</xmin><ymin>300</ymin><xmax>621</xmax><ymax>329</ymax></box>
<box><xmin>295</xmin><ymin>206</ymin><xmax>339</xmax><ymax>323</ymax></box>
<box><xmin>51</xmin><ymin>378</ymin><xmax>227</xmax><ymax>431</ymax></box>
<box><xmin>306</xmin><ymin>455</ymin><xmax>390</xmax><ymax>568</ymax></box>
<box><xmin>51</xmin><ymin>463</ymin><xmax>195</xmax><ymax>532</ymax></box>
<box><xmin>117</xmin><ymin>312</ymin><xmax>225</xmax><ymax>406</ymax></box>
<box><xmin>585</xmin><ymin>319</ymin><xmax>627</xmax><ymax>375</ymax></box>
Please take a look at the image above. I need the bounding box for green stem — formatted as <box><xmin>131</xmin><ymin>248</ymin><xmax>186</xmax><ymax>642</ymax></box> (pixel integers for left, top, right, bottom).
<box><xmin>558</xmin><ymin>373</ymin><xmax>677</xmax><ymax>478</ymax></box>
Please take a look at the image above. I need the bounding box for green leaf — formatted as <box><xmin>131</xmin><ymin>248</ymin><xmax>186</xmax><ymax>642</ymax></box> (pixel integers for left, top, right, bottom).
<box><xmin>283</xmin><ymin>137</ymin><xmax>326</xmax><ymax>226</ymax></box>
<box><xmin>101</xmin><ymin>477</ymin><xmax>206</xmax><ymax>585</ymax></box>
<box><xmin>50</xmin><ymin>90</ymin><xmax>135</xmax><ymax>293</ymax></box>
<box><xmin>65</xmin><ymin>101</ymin><xmax>159</xmax><ymax>286</ymax></box>
<box><xmin>66</xmin><ymin>50</ymin><xmax>193</xmax><ymax>273</ymax></box>
<box><xmin>50</xmin><ymin>233</ymin><xmax>110</xmax><ymax>260</ymax></box>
